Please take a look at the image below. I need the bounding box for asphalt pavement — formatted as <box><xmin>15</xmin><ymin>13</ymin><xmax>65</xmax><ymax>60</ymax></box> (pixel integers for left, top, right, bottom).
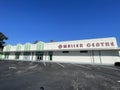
<box><xmin>0</xmin><ymin>60</ymin><xmax>120</xmax><ymax>90</ymax></box>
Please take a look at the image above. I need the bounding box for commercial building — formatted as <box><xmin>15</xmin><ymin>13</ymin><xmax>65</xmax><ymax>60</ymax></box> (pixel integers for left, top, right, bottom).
<box><xmin>0</xmin><ymin>37</ymin><xmax>120</xmax><ymax>64</ymax></box>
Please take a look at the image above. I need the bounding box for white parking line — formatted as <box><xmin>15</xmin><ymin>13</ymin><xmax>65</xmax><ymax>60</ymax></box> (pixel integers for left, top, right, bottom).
<box><xmin>56</xmin><ymin>63</ymin><xmax>65</xmax><ymax>68</ymax></box>
<box><xmin>117</xmin><ymin>80</ymin><xmax>120</xmax><ymax>83</ymax></box>
<box><xmin>99</xmin><ymin>66</ymin><xmax>120</xmax><ymax>71</ymax></box>
<box><xmin>9</xmin><ymin>66</ymin><xmax>16</xmax><ymax>69</ymax></box>
<box><xmin>43</xmin><ymin>62</ymin><xmax>46</xmax><ymax>66</ymax></box>
<box><xmin>70</xmin><ymin>63</ymin><xmax>92</xmax><ymax>70</ymax></box>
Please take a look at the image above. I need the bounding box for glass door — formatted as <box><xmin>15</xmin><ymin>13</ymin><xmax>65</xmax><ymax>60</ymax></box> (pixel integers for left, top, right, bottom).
<box><xmin>36</xmin><ymin>52</ymin><xmax>43</xmax><ymax>61</ymax></box>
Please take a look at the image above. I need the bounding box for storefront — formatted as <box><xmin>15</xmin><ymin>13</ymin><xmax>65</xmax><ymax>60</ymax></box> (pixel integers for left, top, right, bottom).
<box><xmin>1</xmin><ymin>37</ymin><xmax>120</xmax><ymax>64</ymax></box>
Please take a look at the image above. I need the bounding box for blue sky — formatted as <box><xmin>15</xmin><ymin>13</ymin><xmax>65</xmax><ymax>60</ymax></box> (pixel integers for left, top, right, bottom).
<box><xmin>0</xmin><ymin>0</ymin><xmax>120</xmax><ymax>46</ymax></box>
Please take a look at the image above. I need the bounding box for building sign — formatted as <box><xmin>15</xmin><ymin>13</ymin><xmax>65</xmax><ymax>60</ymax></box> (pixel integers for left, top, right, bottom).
<box><xmin>58</xmin><ymin>42</ymin><xmax>115</xmax><ymax>49</ymax></box>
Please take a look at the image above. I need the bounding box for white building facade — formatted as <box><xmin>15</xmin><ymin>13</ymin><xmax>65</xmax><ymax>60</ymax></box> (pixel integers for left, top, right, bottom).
<box><xmin>1</xmin><ymin>37</ymin><xmax>120</xmax><ymax>64</ymax></box>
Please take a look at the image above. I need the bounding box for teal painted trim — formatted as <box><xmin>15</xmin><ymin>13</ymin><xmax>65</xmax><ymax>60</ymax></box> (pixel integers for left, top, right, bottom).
<box><xmin>5</xmin><ymin>45</ymin><xmax>11</xmax><ymax>51</ymax></box>
<box><xmin>16</xmin><ymin>44</ymin><xmax>22</xmax><ymax>51</ymax></box>
<box><xmin>16</xmin><ymin>45</ymin><xmax>21</xmax><ymax>51</ymax></box>
<box><xmin>24</xmin><ymin>43</ymin><xmax>31</xmax><ymax>51</ymax></box>
<box><xmin>36</xmin><ymin>42</ymin><xmax>44</xmax><ymax>50</ymax></box>
<box><xmin>36</xmin><ymin>43</ymin><xmax>41</xmax><ymax>50</ymax></box>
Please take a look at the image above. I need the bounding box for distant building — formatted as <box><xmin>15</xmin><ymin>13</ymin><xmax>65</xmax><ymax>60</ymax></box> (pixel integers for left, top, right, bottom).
<box><xmin>0</xmin><ymin>37</ymin><xmax>120</xmax><ymax>64</ymax></box>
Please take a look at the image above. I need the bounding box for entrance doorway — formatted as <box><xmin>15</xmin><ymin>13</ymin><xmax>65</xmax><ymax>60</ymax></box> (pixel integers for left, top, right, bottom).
<box><xmin>48</xmin><ymin>52</ymin><xmax>53</xmax><ymax>61</ymax></box>
<box><xmin>36</xmin><ymin>52</ymin><xmax>43</xmax><ymax>61</ymax></box>
<box><xmin>36</xmin><ymin>55</ymin><xmax>43</xmax><ymax>60</ymax></box>
<box><xmin>92</xmin><ymin>51</ymin><xmax>102</xmax><ymax>64</ymax></box>
<box><xmin>15</xmin><ymin>52</ymin><xmax>20</xmax><ymax>60</ymax></box>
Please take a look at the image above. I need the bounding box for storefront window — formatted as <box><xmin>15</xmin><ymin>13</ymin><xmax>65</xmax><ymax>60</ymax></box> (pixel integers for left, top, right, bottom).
<box><xmin>15</xmin><ymin>52</ymin><xmax>20</xmax><ymax>59</ymax></box>
<box><xmin>62</xmin><ymin>51</ymin><xmax>69</xmax><ymax>53</ymax></box>
<box><xmin>23</xmin><ymin>52</ymin><xmax>31</xmax><ymax>60</ymax></box>
<box><xmin>80</xmin><ymin>51</ymin><xmax>88</xmax><ymax>53</ymax></box>
<box><xmin>5</xmin><ymin>53</ymin><xmax>9</xmax><ymax>59</ymax></box>
<box><xmin>36</xmin><ymin>52</ymin><xmax>44</xmax><ymax>60</ymax></box>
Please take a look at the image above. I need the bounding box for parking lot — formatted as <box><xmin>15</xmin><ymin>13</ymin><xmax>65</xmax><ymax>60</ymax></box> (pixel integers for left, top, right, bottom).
<box><xmin>0</xmin><ymin>60</ymin><xmax>120</xmax><ymax>90</ymax></box>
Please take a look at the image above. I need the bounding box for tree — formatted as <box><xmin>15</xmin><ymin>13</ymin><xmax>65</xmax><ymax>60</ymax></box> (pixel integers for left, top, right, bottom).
<box><xmin>34</xmin><ymin>40</ymin><xmax>39</xmax><ymax>44</ymax></box>
<box><xmin>50</xmin><ymin>40</ymin><xmax>55</xmax><ymax>42</ymax></box>
<box><xmin>0</xmin><ymin>32</ymin><xmax>8</xmax><ymax>50</ymax></box>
